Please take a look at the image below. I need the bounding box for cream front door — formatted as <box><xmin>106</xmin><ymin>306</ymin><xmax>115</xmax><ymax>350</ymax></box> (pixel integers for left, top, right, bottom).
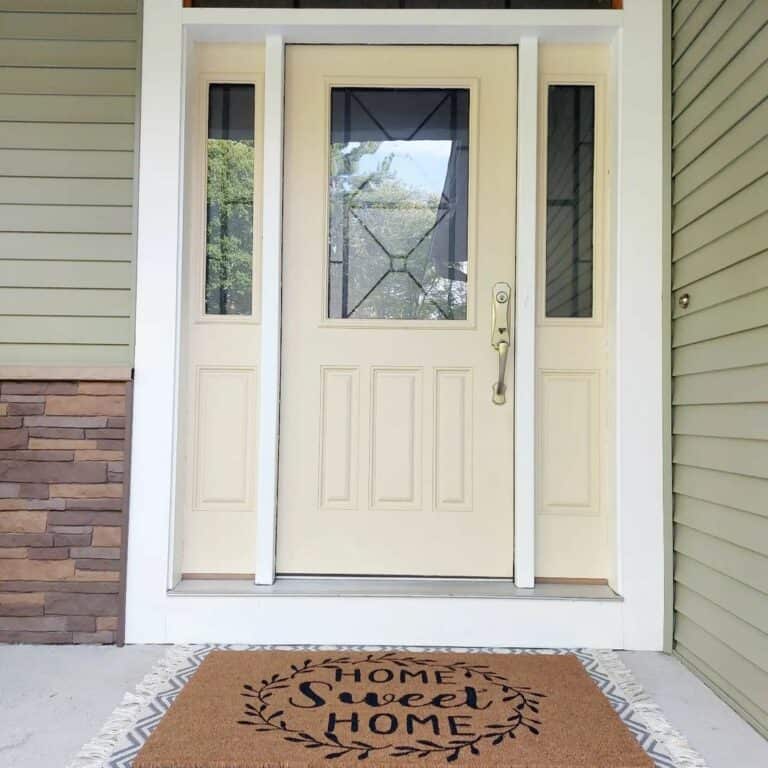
<box><xmin>277</xmin><ymin>46</ymin><xmax>517</xmax><ymax>577</ymax></box>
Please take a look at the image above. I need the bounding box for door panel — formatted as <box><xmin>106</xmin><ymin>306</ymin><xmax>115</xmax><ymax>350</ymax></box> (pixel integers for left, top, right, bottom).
<box><xmin>539</xmin><ymin>369</ymin><xmax>599</xmax><ymax>513</ymax></box>
<box><xmin>277</xmin><ymin>46</ymin><xmax>517</xmax><ymax>577</ymax></box>
<box><xmin>177</xmin><ymin>44</ymin><xmax>264</xmax><ymax>576</ymax></box>
<box><xmin>194</xmin><ymin>366</ymin><xmax>257</xmax><ymax>508</ymax></box>
<box><xmin>535</xmin><ymin>45</ymin><xmax>612</xmax><ymax>580</ymax></box>
<box><xmin>319</xmin><ymin>366</ymin><xmax>360</xmax><ymax>510</ymax></box>
<box><xmin>434</xmin><ymin>368</ymin><xmax>473</xmax><ymax>512</ymax></box>
<box><xmin>370</xmin><ymin>367</ymin><xmax>423</xmax><ymax>510</ymax></box>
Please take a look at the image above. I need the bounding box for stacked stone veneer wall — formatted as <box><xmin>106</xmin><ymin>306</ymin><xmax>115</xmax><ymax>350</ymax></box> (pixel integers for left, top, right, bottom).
<box><xmin>0</xmin><ymin>380</ymin><xmax>131</xmax><ymax>644</ymax></box>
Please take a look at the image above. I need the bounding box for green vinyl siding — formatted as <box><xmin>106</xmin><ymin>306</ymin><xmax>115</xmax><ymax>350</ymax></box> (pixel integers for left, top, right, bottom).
<box><xmin>0</xmin><ymin>123</ymin><xmax>136</xmax><ymax>151</ymax></box>
<box><xmin>0</xmin><ymin>12</ymin><xmax>137</xmax><ymax>40</ymax></box>
<box><xmin>0</xmin><ymin>1</ymin><xmax>136</xmax><ymax>10</ymax></box>
<box><xmin>0</xmin><ymin>67</ymin><xmax>137</xmax><ymax>95</ymax></box>
<box><xmin>0</xmin><ymin>0</ymin><xmax>138</xmax><ymax>366</ymax></box>
<box><xmin>0</xmin><ymin>40</ymin><xmax>138</xmax><ymax>69</ymax></box>
<box><xmin>0</xmin><ymin>178</ymin><xmax>135</xmax><ymax>206</ymax></box>
<box><xmin>671</xmin><ymin>0</ymin><xmax>768</xmax><ymax>739</ymax></box>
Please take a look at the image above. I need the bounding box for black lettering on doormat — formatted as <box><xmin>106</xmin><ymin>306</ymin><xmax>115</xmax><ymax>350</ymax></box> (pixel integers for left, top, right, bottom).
<box><xmin>238</xmin><ymin>652</ymin><xmax>545</xmax><ymax>762</ymax></box>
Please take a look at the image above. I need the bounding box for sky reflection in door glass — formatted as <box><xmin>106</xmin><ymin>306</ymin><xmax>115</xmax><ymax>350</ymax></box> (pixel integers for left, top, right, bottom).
<box><xmin>328</xmin><ymin>87</ymin><xmax>470</xmax><ymax>321</ymax></box>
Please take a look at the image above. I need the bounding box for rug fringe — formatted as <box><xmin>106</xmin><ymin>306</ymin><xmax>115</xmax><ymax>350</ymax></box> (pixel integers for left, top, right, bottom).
<box><xmin>65</xmin><ymin>644</ymin><xmax>198</xmax><ymax>768</ymax></box>
<box><xmin>594</xmin><ymin>649</ymin><xmax>709</xmax><ymax>768</ymax></box>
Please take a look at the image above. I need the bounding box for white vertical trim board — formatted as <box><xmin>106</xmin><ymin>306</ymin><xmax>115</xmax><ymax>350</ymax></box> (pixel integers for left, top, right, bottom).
<box><xmin>255</xmin><ymin>35</ymin><xmax>285</xmax><ymax>586</ymax></box>
<box><xmin>514</xmin><ymin>36</ymin><xmax>538</xmax><ymax>590</ymax></box>
<box><xmin>169</xmin><ymin>29</ymin><xmax>194</xmax><ymax>591</ymax></box>
<box><xmin>126</xmin><ymin>0</ymin><xmax>184</xmax><ymax>643</ymax></box>
<box><xmin>615</xmin><ymin>0</ymin><xmax>665</xmax><ymax>650</ymax></box>
<box><xmin>605</xmin><ymin>25</ymin><xmax>622</xmax><ymax>596</ymax></box>
<box><xmin>126</xmin><ymin>2</ymin><xmax>666</xmax><ymax>650</ymax></box>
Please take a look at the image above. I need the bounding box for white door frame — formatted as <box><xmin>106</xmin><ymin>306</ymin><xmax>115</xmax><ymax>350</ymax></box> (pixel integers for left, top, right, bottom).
<box><xmin>126</xmin><ymin>1</ymin><xmax>665</xmax><ymax>649</ymax></box>
<box><xmin>255</xmin><ymin>34</ymin><xmax>283</xmax><ymax>585</ymax></box>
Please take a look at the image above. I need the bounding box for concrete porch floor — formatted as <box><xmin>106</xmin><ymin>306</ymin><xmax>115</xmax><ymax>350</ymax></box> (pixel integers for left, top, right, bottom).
<box><xmin>0</xmin><ymin>646</ymin><xmax>766</xmax><ymax>768</ymax></box>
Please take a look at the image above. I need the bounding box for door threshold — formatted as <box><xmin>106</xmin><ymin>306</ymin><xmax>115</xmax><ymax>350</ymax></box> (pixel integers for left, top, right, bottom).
<box><xmin>171</xmin><ymin>576</ymin><xmax>621</xmax><ymax>601</ymax></box>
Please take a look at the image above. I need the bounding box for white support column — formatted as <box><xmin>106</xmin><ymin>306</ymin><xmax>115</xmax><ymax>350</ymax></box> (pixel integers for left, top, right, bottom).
<box><xmin>513</xmin><ymin>36</ymin><xmax>538</xmax><ymax>589</ymax></box>
<box><xmin>255</xmin><ymin>34</ymin><xmax>285</xmax><ymax>585</ymax></box>
<box><xmin>125</xmin><ymin>0</ymin><xmax>184</xmax><ymax>642</ymax></box>
<box><xmin>615</xmin><ymin>0</ymin><xmax>665</xmax><ymax>649</ymax></box>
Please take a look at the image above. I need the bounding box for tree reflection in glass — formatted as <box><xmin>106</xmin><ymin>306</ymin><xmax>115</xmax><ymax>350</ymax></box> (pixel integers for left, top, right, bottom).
<box><xmin>205</xmin><ymin>83</ymin><xmax>255</xmax><ymax>316</ymax></box>
<box><xmin>328</xmin><ymin>88</ymin><xmax>470</xmax><ymax>320</ymax></box>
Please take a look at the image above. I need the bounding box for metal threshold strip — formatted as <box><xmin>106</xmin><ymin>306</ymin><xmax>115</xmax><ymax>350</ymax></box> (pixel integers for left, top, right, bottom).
<box><xmin>171</xmin><ymin>577</ymin><xmax>621</xmax><ymax>601</ymax></box>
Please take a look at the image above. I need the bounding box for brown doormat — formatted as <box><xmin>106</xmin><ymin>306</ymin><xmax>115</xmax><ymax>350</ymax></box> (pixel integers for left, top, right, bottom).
<box><xmin>135</xmin><ymin>650</ymin><xmax>654</xmax><ymax>768</ymax></box>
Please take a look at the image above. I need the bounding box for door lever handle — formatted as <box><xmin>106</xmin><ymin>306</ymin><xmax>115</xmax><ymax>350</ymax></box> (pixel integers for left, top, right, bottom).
<box><xmin>491</xmin><ymin>282</ymin><xmax>512</xmax><ymax>405</ymax></box>
<box><xmin>493</xmin><ymin>339</ymin><xmax>510</xmax><ymax>405</ymax></box>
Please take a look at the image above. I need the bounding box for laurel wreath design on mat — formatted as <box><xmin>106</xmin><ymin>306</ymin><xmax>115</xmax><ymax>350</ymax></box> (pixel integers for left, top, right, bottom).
<box><xmin>237</xmin><ymin>652</ymin><xmax>544</xmax><ymax>762</ymax></box>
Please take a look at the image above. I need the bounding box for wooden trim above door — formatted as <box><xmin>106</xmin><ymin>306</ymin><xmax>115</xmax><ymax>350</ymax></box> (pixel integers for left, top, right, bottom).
<box><xmin>183</xmin><ymin>2</ymin><xmax>622</xmax><ymax>8</ymax></box>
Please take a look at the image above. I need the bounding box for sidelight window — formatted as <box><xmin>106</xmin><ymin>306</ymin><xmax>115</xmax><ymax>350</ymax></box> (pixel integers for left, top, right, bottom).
<box><xmin>544</xmin><ymin>84</ymin><xmax>595</xmax><ymax>319</ymax></box>
<box><xmin>205</xmin><ymin>83</ymin><xmax>256</xmax><ymax>316</ymax></box>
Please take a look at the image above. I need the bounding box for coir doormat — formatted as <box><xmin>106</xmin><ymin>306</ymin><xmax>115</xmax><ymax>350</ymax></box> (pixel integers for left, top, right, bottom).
<box><xmin>67</xmin><ymin>646</ymin><xmax>708</xmax><ymax>768</ymax></box>
<box><xmin>132</xmin><ymin>650</ymin><xmax>654</xmax><ymax>767</ymax></box>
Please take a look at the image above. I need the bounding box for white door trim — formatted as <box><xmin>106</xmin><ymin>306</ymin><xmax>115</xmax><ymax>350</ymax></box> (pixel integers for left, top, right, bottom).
<box><xmin>255</xmin><ymin>34</ymin><xmax>285</xmax><ymax>585</ymax></box>
<box><xmin>127</xmin><ymin>1</ymin><xmax>664</xmax><ymax>650</ymax></box>
<box><xmin>513</xmin><ymin>36</ymin><xmax>539</xmax><ymax>589</ymax></box>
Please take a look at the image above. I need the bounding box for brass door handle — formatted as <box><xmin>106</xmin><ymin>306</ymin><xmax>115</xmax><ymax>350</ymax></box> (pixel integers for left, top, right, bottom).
<box><xmin>493</xmin><ymin>339</ymin><xmax>510</xmax><ymax>405</ymax></box>
<box><xmin>491</xmin><ymin>282</ymin><xmax>512</xmax><ymax>405</ymax></box>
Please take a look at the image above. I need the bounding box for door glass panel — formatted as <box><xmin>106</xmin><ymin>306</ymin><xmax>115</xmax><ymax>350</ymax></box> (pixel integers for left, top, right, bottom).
<box><xmin>205</xmin><ymin>83</ymin><xmax>255</xmax><ymax>316</ymax></box>
<box><xmin>545</xmin><ymin>84</ymin><xmax>595</xmax><ymax>318</ymax></box>
<box><xmin>328</xmin><ymin>87</ymin><xmax>470</xmax><ymax>320</ymax></box>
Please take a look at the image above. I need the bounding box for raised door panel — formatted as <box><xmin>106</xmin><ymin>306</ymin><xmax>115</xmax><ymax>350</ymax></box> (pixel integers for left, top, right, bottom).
<box><xmin>539</xmin><ymin>371</ymin><xmax>598</xmax><ymax>515</ymax></box>
<box><xmin>194</xmin><ymin>367</ymin><xmax>258</xmax><ymax>510</ymax></box>
<box><xmin>434</xmin><ymin>368</ymin><xmax>473</xmax><ymax>512</ymax></box>
<box><xmin>319</xmin><ymin>367</ymin><xmax>360</xmax><ymax>510</ymax></box>
<box><xmin>370</xmin><ymin>368</ymin><xmax>423</xmax><ymax>511</ymax></box>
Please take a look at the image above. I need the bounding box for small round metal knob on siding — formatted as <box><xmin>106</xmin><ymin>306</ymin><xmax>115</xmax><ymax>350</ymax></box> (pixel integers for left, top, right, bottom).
<box><xmin>678</xmin><ymin>293</ymin><xmax>690</xmax><ymax>310</ymax></box>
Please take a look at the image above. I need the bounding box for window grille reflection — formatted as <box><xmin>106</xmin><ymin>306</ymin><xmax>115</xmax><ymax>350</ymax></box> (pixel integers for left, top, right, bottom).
<box><xmin>545</xmin><ymin>84</ymin><xmax>595</xmax><ymax>319</ymax></box>
<box><xmin>328</xmin><ymin>87</ymin><xmax>470</xmax><ymax>321</ymax></box>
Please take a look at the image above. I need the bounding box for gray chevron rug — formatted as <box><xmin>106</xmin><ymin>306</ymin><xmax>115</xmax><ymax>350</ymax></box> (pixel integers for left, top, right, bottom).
<box><xmin>66</xmin><ymin>646</ymin><xmax>707</xmax><ymax>768</ymax></box>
